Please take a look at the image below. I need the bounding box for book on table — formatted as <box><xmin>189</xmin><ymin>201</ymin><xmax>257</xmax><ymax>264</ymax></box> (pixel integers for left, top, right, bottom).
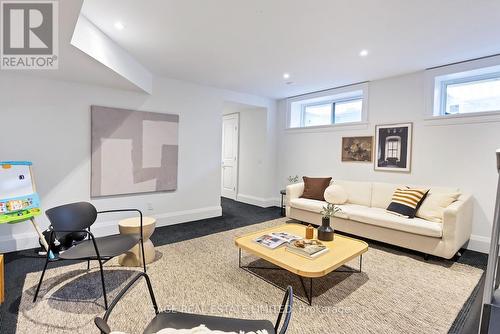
<box><xmin>254</xmin><ymin>232</ymin><xmax>302</xmax><ymax>249</ymax></box>
<box><xmin>253</xmin><ymin>232</ymin><xmax>328</xmax><ymax>259</ymax></box>
<box><xmin>286</xmin><ymin>240</ymin><xmax>329</xmax><ymax>259</ymax></box>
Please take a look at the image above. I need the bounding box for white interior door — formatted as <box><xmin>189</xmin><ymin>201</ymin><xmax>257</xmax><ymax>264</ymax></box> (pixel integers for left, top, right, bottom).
<box><xmin>221</xmin><ymin>113</ymin><xmax>239</xmax><ymax>199</ymax></box>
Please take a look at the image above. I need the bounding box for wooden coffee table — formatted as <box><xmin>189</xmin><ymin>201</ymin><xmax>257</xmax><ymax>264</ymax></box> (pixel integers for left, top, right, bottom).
<box><xmin>235</xmin><ymin>223</ymin><xmax>368</xmax><ymax>305</ymax></box>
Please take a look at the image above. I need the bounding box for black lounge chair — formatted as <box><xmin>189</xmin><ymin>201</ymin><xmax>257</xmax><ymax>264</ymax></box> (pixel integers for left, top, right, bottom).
<box><xmin>95</xmin><ymin>272</ymin><xmax>293</xmax><ymax>334</ymax></box>
<box><xmin>33</xmin><ymin>201</ymin><xmax>146</xmax><ymax>309</ymax></box>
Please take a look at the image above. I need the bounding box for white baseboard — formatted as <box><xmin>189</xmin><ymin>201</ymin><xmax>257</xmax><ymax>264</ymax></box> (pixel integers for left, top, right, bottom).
<box><xmin>467</xmin><ymin>234</ymin><xmax>491</xmax><ymax>254</ymax></box>
<box><xmin>154</xmin><ymin>205</ymin><xmax>222</xmax><ymax>227</ymax></box>
<box><xmin>0</xmin><ymin>205</ymin><xmax>222</xmax><ymax>253</ymax></box>
<box><xmin>236</xmin><ymin>194</ymin><xmax>280</xmax><ymax>208</ymax></box>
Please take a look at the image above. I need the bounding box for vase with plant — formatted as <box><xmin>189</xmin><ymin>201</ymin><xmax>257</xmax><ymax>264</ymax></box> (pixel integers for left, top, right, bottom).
<box><xmin>318</xmin><ymin>203</ymin><xmax>341</xmax><ymax>241</ymax></box>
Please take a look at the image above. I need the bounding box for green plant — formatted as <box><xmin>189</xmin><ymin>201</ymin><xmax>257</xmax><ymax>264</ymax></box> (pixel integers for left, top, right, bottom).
<box><xmin>320</xmin><ymin>203</ymin><xmax>342</xmax><ymax>218</ymax></box>
<box><xmin>287</xmin><ymin>175</ymin><xmax>299</xmax><ymax>184</ymax></box>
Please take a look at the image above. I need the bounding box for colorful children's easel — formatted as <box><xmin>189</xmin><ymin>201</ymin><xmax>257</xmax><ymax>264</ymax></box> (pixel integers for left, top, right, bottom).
<box><xmin>0</xmin><ymin>161</ymin><xmax>53</xmax><ymax>258</ymax></box>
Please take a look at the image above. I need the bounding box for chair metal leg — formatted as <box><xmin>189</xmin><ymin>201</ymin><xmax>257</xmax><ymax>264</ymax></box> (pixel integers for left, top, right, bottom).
<box><xmin>140</xmin><ymin>239</ymin><xmax>146</xmax><ymax>273</ymax></box>
<box><xmin>33</xmin><ymin>255</ymin><xmax>50</xmax><ymax>302</ymax></box>
<box><xmin>87</xmin><ymin>259</ymin><xmax>90</xmax><ymax>271</ymax></box>
<box><xmin>97</xmin><ymin>259</ymin><xmax>108</xmax><ymax>310</ymax></box>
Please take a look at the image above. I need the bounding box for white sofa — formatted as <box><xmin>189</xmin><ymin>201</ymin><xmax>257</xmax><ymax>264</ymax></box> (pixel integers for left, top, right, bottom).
<box><xmin>286</xmin><ymin>180</ymin><xmax>473</xmax><ymax>259</ymax></box>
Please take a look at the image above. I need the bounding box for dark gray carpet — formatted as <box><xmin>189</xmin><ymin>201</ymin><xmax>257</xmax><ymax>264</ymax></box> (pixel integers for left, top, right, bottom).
<box><xmin>0</xmin><ymin>198</ymin><xmax>487</xmax><ymax>333</ymax></box>
<box><xmin>150</xmin><ymin>197</ymin><xmax>283</xmax><ymax>247</ymax></box>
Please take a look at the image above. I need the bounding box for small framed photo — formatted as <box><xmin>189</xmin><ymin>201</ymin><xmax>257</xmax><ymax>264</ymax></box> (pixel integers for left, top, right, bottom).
<box><xmin>375</xmin><ymin>123</ymin><xmax>412</xmax><ymax>172</ymax></box>
<box><xmin>341</xmin><ymin>136</ymin><xmax>373</xmax><ymax>162</ymax></box>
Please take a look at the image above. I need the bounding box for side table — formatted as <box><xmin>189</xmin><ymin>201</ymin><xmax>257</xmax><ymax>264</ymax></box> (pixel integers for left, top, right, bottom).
<box><xmin>118</xmin><ymin>217</ymin><xmax>156</xmax><ymax>267</ymax></box>
<box><xmin>280</xmin><ymin>189</ymin><xmax>286</xmax><ymax>217</ymax></box>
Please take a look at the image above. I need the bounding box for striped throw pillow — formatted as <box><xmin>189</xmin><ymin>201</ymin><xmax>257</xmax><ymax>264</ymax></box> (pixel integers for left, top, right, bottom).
<box><xmin>386</xmin><ymin>187</ymin><xmax>429</xmax><ymax>218</ymax></box>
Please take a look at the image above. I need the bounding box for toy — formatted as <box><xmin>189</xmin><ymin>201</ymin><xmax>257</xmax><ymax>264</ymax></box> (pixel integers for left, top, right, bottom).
<box><xmin>39</xmin><ymin>229</ymin><xmax>87</xmax><ymax>254</ymax></box>
<box><xmin>0</xmin><ymin>161</ymin><xmax>53</xmax><ymax>258</ymax></box>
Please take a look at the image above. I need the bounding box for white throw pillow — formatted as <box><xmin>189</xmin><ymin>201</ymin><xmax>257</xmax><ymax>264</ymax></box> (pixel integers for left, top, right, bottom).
<box><xmin>416</xmin><ymin>192</ymin><xmax>461</xmax><ymax>223</ymax></box>
<box><xmin>324</xmin><ymin>184</ymin><xmax>348</xmax><ymax>204</ymax></box>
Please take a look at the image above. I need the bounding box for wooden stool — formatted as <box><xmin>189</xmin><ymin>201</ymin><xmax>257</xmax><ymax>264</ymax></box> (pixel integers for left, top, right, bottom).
<box><xmin>118</xmin><ymin>217</ymin><xmax>156</xmax><ymax>267</ymax></box>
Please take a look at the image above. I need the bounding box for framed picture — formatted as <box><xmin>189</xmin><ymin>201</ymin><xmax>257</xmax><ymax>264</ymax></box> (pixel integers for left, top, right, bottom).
<box><xmin>374</xmin><ymin>122</ymin><xmax>412</xmax><ymax>172</ymax></box>
<box><xmin>91</xmin><ymin>106</ymin><xmax>179</xmax><ymax>197</ymax></box>
<box><xmin>341</xmin><ymin>136</ymin><xmax>373</xmax><ymax>162</ymax></box>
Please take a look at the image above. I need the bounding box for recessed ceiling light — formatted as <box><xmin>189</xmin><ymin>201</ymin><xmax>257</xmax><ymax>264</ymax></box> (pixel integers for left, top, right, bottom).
<box><xmin>114</xmin><ymin>22</ymin><xmax>125</xmax><ymax>30</ymax></box>
<box><xmin>359</xmin><ymin>49</ymin><xmax>369</xmax><ymax>57</ymax></box>
<box><xmin>283</xmin><ymin>73</ymin><xmax>290</xmax><ymax>79</ymax></box>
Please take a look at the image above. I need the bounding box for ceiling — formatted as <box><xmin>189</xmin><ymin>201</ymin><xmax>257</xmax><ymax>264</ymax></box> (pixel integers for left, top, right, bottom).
<box><xmin>80</xmin><ymin>0</ymin><xmax>500</xmax><ymax>98</ymax></box>
<box><xmin>41</xmin><ymin>0</ymin><xmax>500</xmax><ymax>98</ymax></box>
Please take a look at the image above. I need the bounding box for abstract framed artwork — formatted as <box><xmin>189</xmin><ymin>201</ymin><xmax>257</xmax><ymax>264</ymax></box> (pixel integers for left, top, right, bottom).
<box><xmin>374</xmin><ymin>122</ymin><xmax>412</xmax><ymax>172</ymax></box>
<box><xmin>91</xmin><ymin>106</ymin><xmax>179</xmax><ymax>197</ymax></box>
<box><xmin>341</xmin><ymin>136</ymin><xmax>373</xmax><ymax>162</ymax></box>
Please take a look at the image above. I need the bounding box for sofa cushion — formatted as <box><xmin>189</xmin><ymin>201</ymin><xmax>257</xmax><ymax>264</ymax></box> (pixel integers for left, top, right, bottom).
<box><xmin>336</xmin><ymin>204</ymin><xmax>442</xmax><ymax>238</ymax></box>
<box><xmin>324</xmin><ymin>184</ymin><xmax>348</xmax><ymax>204</ymax></box>
<box><xmin>334</xmin><ymin>203</ymin><xmax>369</xmax><ymax>219</ymax></box>
<box><xmin>371</xmin><ymin>182</ymin><xmax>404</xmax><ymax>209</ymax></box>
<box><xmin>300</xmin><ymin>177</ymin><xmax>332</xmax><ymax>201</ymax></box>
<box><xmin>334</xmin><ymin>180</ymin><xmax>372</xmax><ymax>206</ymax></box>
<box><xmin>289</xmin><ymin>198</ymin><xmax>326</xmax><ymax>213</ymax></box>
<box><xmin>416</xmin><ymin>192</ymin><xmax>461</xmax><ymax>223</ymax></box>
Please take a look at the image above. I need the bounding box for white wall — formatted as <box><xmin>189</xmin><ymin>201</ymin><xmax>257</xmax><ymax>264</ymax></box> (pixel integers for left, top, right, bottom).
<box><xmin>0</xmin><ymin>73</ymin><xmax>276</xmax><ymax>252</ymax></box>
<box><xmin>276</xmin><ymin>71</ymin><xmax>500</xmax><ymax>253</ymax></box>
<box><xmin>223</xmin><ymin>103</ymin><xmax>278</xmax><ymax>207</ymax></box>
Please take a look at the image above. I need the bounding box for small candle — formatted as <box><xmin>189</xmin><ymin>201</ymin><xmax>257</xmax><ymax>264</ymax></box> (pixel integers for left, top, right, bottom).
<box><xmin>306</xmin><ymin>224</ymin><xmax>314</xmax><ymax>239</ymax></box>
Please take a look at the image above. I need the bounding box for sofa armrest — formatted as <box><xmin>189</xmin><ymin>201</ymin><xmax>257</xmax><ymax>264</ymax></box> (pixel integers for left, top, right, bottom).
<box><xmin>442</xmin><ymin>194</ymin><xmax>473</xmax><ymax>249</ymax></box>
<box><xmin>286</xmin><ymin>183</ymin><xmax>304</xmax><ymax>205</ymax></box>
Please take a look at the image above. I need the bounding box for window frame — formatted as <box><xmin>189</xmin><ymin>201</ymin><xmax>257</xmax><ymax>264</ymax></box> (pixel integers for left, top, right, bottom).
<box><xmin>286</xmin><ymin>82</ymin><xmax>369</xmax><ymax>130</ymax></box>
<box><xmin>299</xmin><ymin>96</ymin><xmax>363</xmax><ymax>128</ymax></box>
<box><xmin>439</xmin><ymin>71</ymin><xmax>500</xmax><ymax>116</ymax></box>
<box><xmin>425</xmin><ymin>56</ymin><xmax>500</xmax><ymax>124</ymax></box>
<box><xmin>332</xmin><ymin>97</ymin><xmax>364</xmax><ymax>124</ymax></box>
<box><xmin>300</xmin><ymin>101</ymin><xmax>334</xmax><ymax>127</ymax></box>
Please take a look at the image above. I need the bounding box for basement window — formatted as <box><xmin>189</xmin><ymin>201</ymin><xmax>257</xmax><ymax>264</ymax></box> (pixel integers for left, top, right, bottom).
<box><xmin>287</xmin><ymin>84</ymin><xmax>367</xmax><ymax>129</ymax></box>
<box><xmin>303</xmin><ymin>103</ymin><xmax>333</xmax><ymax>127</ymax></box>
<box><xmin>432</xmin><ymin>65</ymin><xmax>500</xmax><ymax>116</ymax></box>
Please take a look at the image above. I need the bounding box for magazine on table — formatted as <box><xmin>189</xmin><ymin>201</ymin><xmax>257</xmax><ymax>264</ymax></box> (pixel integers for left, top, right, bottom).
<box><xmin>254</xmin><ymin>232</ymin><xmax>302</xmax><ymax>249</ymax></box>
<box><xmin>286</xmin><ymin>239</ymin><xmax>329</xmax><ymax>259</ymax></box>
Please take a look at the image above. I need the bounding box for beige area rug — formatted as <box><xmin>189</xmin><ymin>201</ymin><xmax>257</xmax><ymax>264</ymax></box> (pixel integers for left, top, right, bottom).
<box><xmin>13</xmin><ymin>218</ymin><xmax>483</xmax><ymax>334</ymax></box>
